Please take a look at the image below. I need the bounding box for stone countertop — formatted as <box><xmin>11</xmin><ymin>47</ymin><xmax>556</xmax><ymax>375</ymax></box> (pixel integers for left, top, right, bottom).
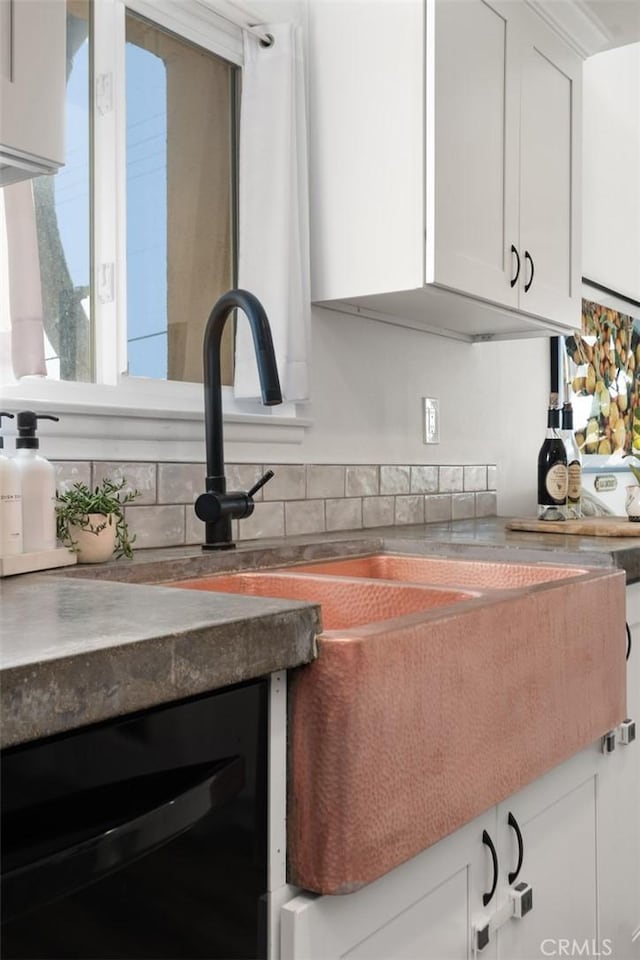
<box><xmin>3</xmin><ymin>516</ymin><xmax>639</xmax><ymax>749</ymax></box>
<box><xmin>0</xmin><ymin>577</ymin><xmax>321</xmax><ymax>749</ymax></box>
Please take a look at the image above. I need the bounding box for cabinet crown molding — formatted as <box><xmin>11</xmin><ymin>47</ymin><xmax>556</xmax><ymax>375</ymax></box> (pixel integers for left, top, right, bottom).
<box><xmin>525</xmin><ymin>0</ymin><xmax>634</xmax><ymax>58</ymax></box>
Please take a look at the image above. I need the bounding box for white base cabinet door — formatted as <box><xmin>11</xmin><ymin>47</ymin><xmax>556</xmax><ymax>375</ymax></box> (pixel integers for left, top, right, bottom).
<box><xmin>494</xmin><ymin>749</ymin><xmax>599</xmax><ymax>960</ymax></box>
<box><xmin>280</xmin><ymin>809</ymin><xmax>496</xmax><ymax>960</ymax></box>
<box><xmin>598</xmin><ymin>584</ymin><xmax>640</xmax><ymax>955</ymax></box>
<box><xmin>280</xmin><ymin>741</ymin><xmax>637</xmax><ymax>960</ymax></box>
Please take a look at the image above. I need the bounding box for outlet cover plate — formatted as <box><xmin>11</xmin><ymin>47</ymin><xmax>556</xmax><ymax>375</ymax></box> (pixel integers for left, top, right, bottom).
<box><xmin>423</xmin><ymin>397</ymin><xmax>440</xmax><ymax>444</ymax></box>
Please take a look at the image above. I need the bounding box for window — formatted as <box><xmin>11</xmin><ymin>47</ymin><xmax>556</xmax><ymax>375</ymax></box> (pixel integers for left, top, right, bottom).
<box><xmin>2</xmin><ymin>0</ymin><xmax>239</xmax><ymax>390</ymax></box>
<box><xmin>125</xmin><ymin>12</ymin><xmax>236</xmax><ymax>383</ymax></box>
<box><xmin>1</xmin><ymin>0</ymin><xmax>304</xmax><ymax>459</ymax></box>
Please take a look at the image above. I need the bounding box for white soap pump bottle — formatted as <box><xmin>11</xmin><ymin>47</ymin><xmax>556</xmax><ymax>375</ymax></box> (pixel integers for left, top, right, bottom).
<box><xmin>14</xmin><ymin>411</ymin><xmax>60</xmax><ymax>554</ymax></box>
<box><xmin>0</xmin><ymin>412</ymin><xmax>23</xmax><ymax>557</ymax></box>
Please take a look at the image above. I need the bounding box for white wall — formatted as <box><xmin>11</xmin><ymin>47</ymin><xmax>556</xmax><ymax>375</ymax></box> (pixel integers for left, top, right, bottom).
<box><xmin>582</xmin><ymin>42</ymin><xmax>640</xmax><ymax>301</ymax></box>
<box><xmin>232</xmin><ymin>305</ymin><xmax>549</xmax><ymax>517</ymax></box>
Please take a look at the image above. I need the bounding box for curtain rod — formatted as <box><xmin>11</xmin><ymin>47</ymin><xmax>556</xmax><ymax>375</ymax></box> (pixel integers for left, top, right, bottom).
<box><xmin>205</xmin><ymin>0</ymin><xmax>274</xmax><ymax>45</ymax></box>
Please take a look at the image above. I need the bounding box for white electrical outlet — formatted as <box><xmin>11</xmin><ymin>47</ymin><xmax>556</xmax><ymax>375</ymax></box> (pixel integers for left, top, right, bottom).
<box><xmin>423</xmin><ymin>398</ymin><xmax>440</xmax><ymax>444</ymax></box>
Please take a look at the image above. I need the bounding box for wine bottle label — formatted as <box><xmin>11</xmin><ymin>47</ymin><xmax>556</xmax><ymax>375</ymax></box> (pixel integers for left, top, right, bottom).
<box><xmin>567</xmin><ymin>461</ymin><xmax>581</xmax><ymax>502</ymax></box>
<box><xmin>545</xmin><ymin>463</ymin><xmax>568</xmax><ymax>501</ymax></box>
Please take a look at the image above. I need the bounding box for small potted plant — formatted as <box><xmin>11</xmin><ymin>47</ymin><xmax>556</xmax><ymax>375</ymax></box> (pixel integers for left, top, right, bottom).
<box><xmin>56</xmin><ymin>478</ymin><xmax>140</xmax><ymax>562</ymax></box>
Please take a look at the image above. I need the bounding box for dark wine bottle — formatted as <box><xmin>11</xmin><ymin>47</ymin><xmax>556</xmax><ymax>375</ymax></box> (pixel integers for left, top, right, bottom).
<box><xmin>537</xmin><ymin>393</ymin><xmax>568</xmax><ymax>520</ymax></box>
<box><xmin>561</xmin><ymin>399</ymin><xmax>582</xmax><ymax>519</ymax></box>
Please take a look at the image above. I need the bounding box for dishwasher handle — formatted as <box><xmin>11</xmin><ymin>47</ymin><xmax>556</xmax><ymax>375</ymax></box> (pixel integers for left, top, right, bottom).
<box><xmin>2</xmin><ymin>755</ymin><xmax>244</xmax><ymax>924</ymax></box>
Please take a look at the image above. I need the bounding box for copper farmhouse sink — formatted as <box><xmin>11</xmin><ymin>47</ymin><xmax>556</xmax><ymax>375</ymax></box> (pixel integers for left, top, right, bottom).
<box><xmin>165</xmin><ymin>571</ymin><xmax>475</xmax><ymax>629</ymax></box>
<box><xmin>283</xmin><ymin>553</ymin><xmax>589</xmax><ymax>590</ymax></box>
<box><xmin>164</xmin><ymin>555</ymin><xmax>627</xmax><ymax>895</ymax></box>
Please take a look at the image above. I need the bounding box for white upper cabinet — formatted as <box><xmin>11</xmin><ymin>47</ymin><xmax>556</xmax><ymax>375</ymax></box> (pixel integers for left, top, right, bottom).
<box><xmin>582</xmin><ymin>43</ymin><xmax>640</xmax><ymax>306</ymax></box>
<box><xmin>0</xmin><ymin>0</ymin><xmax>66</xmax><ymax>184</ymax></box>
<box><xmin>308</xmin><ymin>0</ymin><xmax>583</xmax><ymax>340</ymax></box>
<box><xmin>517</xmin><ymin>9</ymin><xmax>581</xmax><ymax>328</ymax></box>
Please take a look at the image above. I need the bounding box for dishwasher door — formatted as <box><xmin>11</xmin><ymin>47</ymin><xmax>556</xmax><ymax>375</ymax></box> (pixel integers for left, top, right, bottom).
<box><xmin>1</xmin><ymin>679</ymin><xmax>268</xmax><ymax>960</ymax></box>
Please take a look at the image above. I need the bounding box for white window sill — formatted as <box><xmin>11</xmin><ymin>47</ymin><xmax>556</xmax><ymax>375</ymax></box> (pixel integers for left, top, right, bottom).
<box><xmin>0</xmin><ymin>379</ymin><xmax>311</xmax><ymax>461</ymax></box>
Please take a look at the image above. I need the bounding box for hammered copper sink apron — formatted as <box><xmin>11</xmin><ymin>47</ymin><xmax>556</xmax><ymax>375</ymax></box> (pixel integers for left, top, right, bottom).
<box><xmin>165</xmin><ymin>555</ymin><xmax>627</xmax><ymax>896</ymax></box>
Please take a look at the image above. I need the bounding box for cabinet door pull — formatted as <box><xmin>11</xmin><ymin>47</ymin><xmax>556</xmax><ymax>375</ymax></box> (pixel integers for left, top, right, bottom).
<box><xmin>510</xmin><ymin>245</ymin><xmax>521</xmax><ymax>288</ymax></box>
<box><xmin>482</xmin><ymin>829</ymin><xmax>499</xmax><ymax>906</ymax></box>
<box><xmin>524</xmin><ymin>251</ymin><xmax>534</xmax><ymax>292</ymax></box>
<box><xmin>626</xmin><ymin>622</ymin><xmax>632</xmax><ymax>661</ymax></box>
<box><xmin>507</xmin><ymin>812</ymin><xmax>524</xmax><ymax>884</ymax></box>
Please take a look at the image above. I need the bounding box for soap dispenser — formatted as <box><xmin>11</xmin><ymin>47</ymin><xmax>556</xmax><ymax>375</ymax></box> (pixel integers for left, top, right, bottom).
<box><xmin>14</xmin><ymin>411</ymin><xmax>60</xmax><ymax>553</ymax></box>
<box><xmin>0</xmin><ymin>412</ymin><xmax>23</xmax><ymax>556</ymax></box>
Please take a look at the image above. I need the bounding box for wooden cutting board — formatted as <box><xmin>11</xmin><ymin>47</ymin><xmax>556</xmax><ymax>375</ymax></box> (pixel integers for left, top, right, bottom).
<box><xmin>507</xmin><ymin>516</ymin><xmax>640</xmax><ymax>537</ymax></box>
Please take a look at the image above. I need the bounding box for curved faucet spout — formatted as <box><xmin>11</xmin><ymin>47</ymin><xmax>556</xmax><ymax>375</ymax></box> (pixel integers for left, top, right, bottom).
<box><xmin>200</xmin><ymin>289</ymin><xmax>282</xmax><ymax>549</ymax></box>
<box><xmin>204</xmin><ymin>289</ymin><xmax>282</xmax><ymax>482</ymax></box>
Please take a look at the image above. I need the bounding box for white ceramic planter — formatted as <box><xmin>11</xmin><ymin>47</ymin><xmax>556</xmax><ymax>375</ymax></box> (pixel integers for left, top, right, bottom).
<box><xmin>68</xmin><ymin>513</ymin><xmax>117</xmax><ymax>563</ymax></box>
<box><xmin>625</xmin><ymin>485</ymin><xmax>640</xmax><ymax>522</ymax></box>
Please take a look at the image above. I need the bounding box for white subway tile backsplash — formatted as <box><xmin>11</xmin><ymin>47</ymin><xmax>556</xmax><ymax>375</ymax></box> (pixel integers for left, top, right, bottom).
<box><xmin>362</xmin><ymin>496</ymin><xmax>395</xmax><ymax>527</ymax></box>
<box><xmin>306</xmin><ymin>465</ymin><xmax>345</xmax><ymax>499</ymax></box>
<box><xmin>410</xmin><ymin>465</ymin><xmax>438</xmax><ymax>494</ymax></box>
<box><xmin>380</xmin><ymin>465</ymin><xmax>410</xmax><ymax>495</ymax></box>
<box><xmin>425</xmin><ymin>494</ymin><xmax>452</xmax><ymax>523</ymax></box>
<box><xmin>476</xmin><ymin>491</ymin><xmax>498</xmax><ymax>517</ymax></box>
<box><xmin>395</xmin><ymin>495</ymin><xmax>425</xmax><ymax>525</ymax></box>
<box><xmin>125</xmin><ymin>505</ymin><xmax>185</xmax><ymax>548</ymax></box>
<box><xmin>325</xmin><ymin>498</ymin><xmax>362</xmax><ymax>531</ymax></box>
<box><xmin>285</xmin><ymin>500</ymin><xmax>326</xmax><ymax>536</ymax></box>
<box><xmin>93</xmin><ymin>462</ymin><xmax>156</xmax><ymax>505</ymax></box>
<box><xmin>237</xmin><ymin>501</ymin><xmax>285</xmax><ymax>540</ymax></box>
<box><xmin>53</xmin><ymin>461</ymin><xmax>92</xmax><ymax>493</ymax></box>
<box><xmin>463</xmin><ymin>465</ymin><xmax>487</xmax><ymax>492</ymax></box>
<box><xmin>451</xmin><ymin>493</ymin><xmax>476</xmax><ymax>520</ymax></box>
<box><xmin>438</xmin><ymin>466</ymin><xmax>464</xmax><ymax>493</ymax></box>
<box><xmin>346</xmin><ymin>465</ymin><xmax>379</xmax><ymax>497</ymax></box>
<box><xmin>157</xmin><ymin>463</ymin><xmax>204</xmax><ymax>504</ymax></box>
<box><xmin>226</xmin><ymin>464</ymin><xmax>265</xmax><ymax>500</ymax></box>
<box><xmin>52</xmin><ymin>460</ymin><xmax>497</xmax><ymax>548</ymax></box>
<box><xmin>263</xmin><ymin>465</ymin><xmax>306</xmax><ymax>501</ymax></box>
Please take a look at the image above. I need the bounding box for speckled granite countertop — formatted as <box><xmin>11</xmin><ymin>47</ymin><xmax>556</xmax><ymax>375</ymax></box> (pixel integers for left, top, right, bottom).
<box><xmin>3</xmin><ymin>517</ymin><xmax>639</xmax><ymax>749</ymax></box>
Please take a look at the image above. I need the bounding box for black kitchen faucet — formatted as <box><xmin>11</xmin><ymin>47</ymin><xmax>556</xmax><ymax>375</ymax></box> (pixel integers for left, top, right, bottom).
<box><xmin>195</xmin><ymin>289</ymin><xmax>282</xmax><ymax>549</ymax></box>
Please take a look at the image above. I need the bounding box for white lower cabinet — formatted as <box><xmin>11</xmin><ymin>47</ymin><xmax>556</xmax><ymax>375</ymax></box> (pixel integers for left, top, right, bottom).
<box><xmin>494</xmin><ymin>749</ymin><xmax>599</xmax><ymax>960</ymax></box>
<box><xmin>281</xmin><ymin>737</ymin><xmax>638</xmax><ymax>960</ymax></box>
<box><xmin>280</xmin><ymin>809</ymin><xmax>494</xmax><ymax>960</ymax></box>
<box><xmin>597</xmin><ymin>584</ymin><xmax>640</xmax><ymax>955</ymax></box>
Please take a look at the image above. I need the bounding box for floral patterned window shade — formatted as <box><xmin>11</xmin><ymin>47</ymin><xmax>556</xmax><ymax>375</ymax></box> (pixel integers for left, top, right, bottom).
<box><xmin>565</xmin><ymin>299</ymin><xmax>640</xmax><ymax>456</ymax></box>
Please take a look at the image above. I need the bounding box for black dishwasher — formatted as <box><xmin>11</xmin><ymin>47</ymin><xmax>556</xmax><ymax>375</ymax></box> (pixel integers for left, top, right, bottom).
<box><xmin>1</xmin><ymin>678</ymin><xmax>268</xmax><ymax>960</ymax></box>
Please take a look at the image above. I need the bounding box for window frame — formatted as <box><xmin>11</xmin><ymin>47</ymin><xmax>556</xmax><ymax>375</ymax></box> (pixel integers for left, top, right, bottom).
<box><xmin>1</xmin><ymin>0</ymin><xmax>309</xmax><ymax>459</ymax></box>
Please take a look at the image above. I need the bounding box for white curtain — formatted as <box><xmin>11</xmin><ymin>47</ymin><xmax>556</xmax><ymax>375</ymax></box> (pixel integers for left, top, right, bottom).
<box><xmin>0</xmin><ymin>181</ymin><xmax>47</xmax><ymax>382</ymax></box>
<box><xmin>234</xmin><ymin>21</ymin><xmax>311</xmax><ymax>402</ymax></box>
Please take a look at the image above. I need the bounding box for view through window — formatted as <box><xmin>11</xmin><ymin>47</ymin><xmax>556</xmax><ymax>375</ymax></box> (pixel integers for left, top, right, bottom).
<box><xmin>1</xmin><ymin>2</ymin><xmax>237</xmax><ymax>387</ymax></box>
<box><xmin>125</xmin><ymin>12</ymin><xmax>237</xmax><ymax>383</ymax></box>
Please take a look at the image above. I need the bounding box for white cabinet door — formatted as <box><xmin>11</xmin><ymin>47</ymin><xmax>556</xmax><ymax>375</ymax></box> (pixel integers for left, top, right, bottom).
<box><xmin>281</xmin><ymin>810</ymin><xmax>497</xmax><ymax>960</ymax></box>
<box><xmin>309</xmin><ymin>0</ymin><xmax>582</xmax><ymax>338</ymax></box>
<box><xmin>598</xmin><ymin>584</ymin><xmax>640</xmax><ymax>954</ymax></box>
<box><xmin>307</xmin><ymin>0</ymin><xmax>424</xmax><ymax>303</ymax></box>
<box><xmin>432</xmin><ymin>0</ymin><xmax>519</xmax><ymax>308</ymax></box>
<box><xmin>0</xmin><ymin>0</ymin><xmax>66</xmax><ymax>182</ymax></box>
<box><xmin>494</xmin><ymin>748</ymin><xmax>599</xmax><ymax>960</ymax></box>
<box><xmin>517</xmin><ymin>8</ymin><xmax>581</xmax><ymax>329</ymax></box>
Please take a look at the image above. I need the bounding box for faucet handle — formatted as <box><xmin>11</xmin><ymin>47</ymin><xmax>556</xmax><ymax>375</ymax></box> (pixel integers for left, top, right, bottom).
<box><xmin>247</xmin><ymin>470</ymin><xmax>275</xmax><ymax>499</ymax></box>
